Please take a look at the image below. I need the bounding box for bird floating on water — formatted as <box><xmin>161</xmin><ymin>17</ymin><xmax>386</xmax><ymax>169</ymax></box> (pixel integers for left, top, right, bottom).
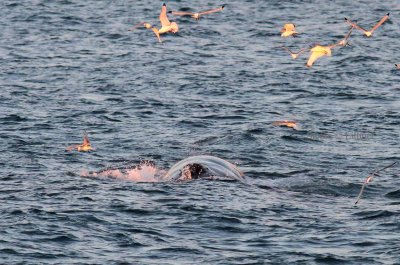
<box><xmin>281</xmin><ymin>23</ymin><xmax>298</xmax><ymax>37</ymax></box>
<box><xmin>129</xmin><ymin>3</ymin><xmax>179</xmax><ymax>43</ymax></box>
<box><xmin>66</xmin><ymin>132</ymin><xmax>94</xmax><ymax>152</ymax></box>
<box><xmin>354</xmin><ymin>161</ymin><xmax>397</xmax><ymax>205</ymax></box>
<box><xmin>345</xmin><ymin>13</ymin><xmax>389</xmax><ymax>37</ymax></box>
<box><xmin>169</xmin><ymin>5</ymin><xmax>225</xmax><ymax>21</ymax></box>
<box><xmin>272</xmin><ymin>120</ymin><xmax>298</xmax><ymax>130</ymax></box>
<box><xmin>281</xmin><ymin>46</ymin><xmax>308</xmax><ymax>59</ymax></box>
<box><xmin>306</xmin><ymin>43</ymin><xmax>338</xmax><ymax>68</ymax></box>
<box><xmin>395</xmin><ymin>64</ymin><xmax>400</xmax><ymax>69</ymax></box>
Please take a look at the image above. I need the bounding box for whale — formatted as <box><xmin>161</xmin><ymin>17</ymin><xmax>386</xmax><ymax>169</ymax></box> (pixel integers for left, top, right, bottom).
<box><xmin>163</xmin><ymin>155</ymin><xmax>248</xmax><ymax>183</ymax></box>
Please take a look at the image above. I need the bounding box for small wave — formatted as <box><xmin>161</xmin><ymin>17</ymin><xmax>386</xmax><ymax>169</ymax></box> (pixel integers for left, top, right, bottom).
<box><xmin>211</xmin><ymin>224</ymin><xmax>246</xmax><ymax>233</ymax></box>
<box><xmin>78</xmin><ymin>196</ymin><xmax>95</xmax><ymax>201</ymax></box>
<box><xmin>0</xmin><ymin>248</ymin><xmax>19</xmax><ymax>255</ymax></box>
<box><xmin>281</xmin><ymin>133</ymin><xmax>319</xmax><ymax>143</ymax></box>
<box><xmin>353</xmin><ymin>210</ymin><xmax>397</xmax><ymax>220</ymax></box>
<box><xmin>6</xmin><ymin>3</ymin><xmax>19</xmax><ymax>7</ymax></box>
<box><xmin>314</xmin><ymin>255</ymin><xmax>347</xmax><ymax>264</ymax></box>
<box><xmin>113</xmin><ymin>206</ymin><xmax>155</xmax><ymax>216</ymax></box>
<box><xmin>385</xmin><ymin>189</ymin><xmax>400</xmax><ymax>199</ymax></box>
<box><xmin>43</xmin><ymin>235</ymin><xmax>78</xmax><ymax>243</ymax></box>
<box><xmin>351</xmin><ymin>241</ymin><xmax>377</xmax><ymax>247</ymax></box>
<box><xmin>0</xmin><ymin>114</ymin><xmax>29</xmax><ymax>122</ymax></box>
<box><xmin>209</xmin><ymin>216</ymin><xmax>243</xmax><ymax>224</ymax></box>
<box><xmin>157</xmin><ymin>246</ymin><xmax>204</xmax><ymax>254</ymax></box>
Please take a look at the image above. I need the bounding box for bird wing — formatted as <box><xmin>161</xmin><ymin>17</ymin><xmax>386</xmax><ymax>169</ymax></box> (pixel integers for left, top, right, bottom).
<box><xmin>327</xmin><ymin>43</ymin><xmax>338</xmax><ymax>49</ymax></box>
<box><xmin>345</xmin><ymin>18</ymin><xmax>368</xmax><ymax>32</ymax></box>
<box><xmin>66</xmin><ymin>144</ymin><xmax>79</xmax><ymax>151</ymax></box>
<box><xmin>169</xmin><ymin>11</ymin><xmax>194</xmax><ymax>16</ymax></box>
<box><xmin>354</xmin><ymin>162</ymin><xmax>397</xmax><ymax>204</ymax></box>
<box><xmin>83</xmin><ymin>133</ymin><xmax>90</xmax><ymax>145</ymax></box>
<box><xmin>306</xmin><ymin>51</ymin><xmax>325</xmax><ymax>67</ymax></box>
<box><xmin>297</xmin><ymin>47</ymin><xmax>309</xmax><ymax>55</ymax></box>
<box><xmin>272</xmin><ymin>121</ymin><xmax>283</xmax><ymax>126</ymax></box>
<box><xmin>159</xmin><ymin>3</ymin><xmax>171</xmax><ymax>27</ymax></box>
<box><xmin>280</xmin><ymin>46</ymin><xmax>293</xmax><ymax>54</ymax></box>
<box><xmin>199</xmin><ymin>5</ymin><xmax>225</xmax><ymax>16</ymax></box>
<box><xmin>371</xmin><ymin>161</ymin><xmax>397</xmax><ymax>176</ymax></box>
<box><xmin>344</xmin><ymin>26</ymin><xmax>354</xmax><ymax>41</ymax></box>
<box><xmin>371</xmin><ymin>13</ymin><xmax>389</xmax><ymax>32</ymax></box>
<box><xmin>129</xmin><ymin>22</ymin><xmax>145</xmax><ymax>31</ymax></box>
<box><xmin>354</xmin><ymin>181</ymin><xmax>368</xmax><ymax>205</ymax></box>
<box><xmin>151</xmin><ymin>27</ymin><xmax>162</xmax><ymax>43</ymax></box>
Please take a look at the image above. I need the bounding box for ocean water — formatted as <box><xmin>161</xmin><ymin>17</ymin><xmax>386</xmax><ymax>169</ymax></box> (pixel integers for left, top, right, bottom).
<box><xmin>1</xmin><ymin>0</ymin><xmax>400</xmax><ymax>264</ymax></box>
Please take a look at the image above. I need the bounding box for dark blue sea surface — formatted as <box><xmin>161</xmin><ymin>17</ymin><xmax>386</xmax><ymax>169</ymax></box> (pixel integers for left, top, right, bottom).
<box><xmin>1</xmin><ymin>0</ymin><xmax>400</xmax><ymax>264</ymax></box>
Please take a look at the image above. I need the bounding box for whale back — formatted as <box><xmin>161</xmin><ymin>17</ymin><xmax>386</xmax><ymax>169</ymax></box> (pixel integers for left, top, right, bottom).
<box><xmin>164</xmin><ymin>155</ymin><xmax>247</xmax><ymax>183</ymax></box>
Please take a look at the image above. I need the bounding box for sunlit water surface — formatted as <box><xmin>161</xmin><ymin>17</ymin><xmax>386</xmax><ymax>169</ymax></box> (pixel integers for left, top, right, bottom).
<box><xmin>1</xmin><ymin>0</ymin><xmax>400</xmax><ymax>264</ymax></box>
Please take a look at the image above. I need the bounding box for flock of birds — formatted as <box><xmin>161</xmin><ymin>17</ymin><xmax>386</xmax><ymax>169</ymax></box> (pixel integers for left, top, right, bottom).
<box><xmin>128</xmin><ymin>3</ymin><xmax>224</xmax><ymax>43</ymax></box>
<box><xmin>281</xmin><ymin>13</ymin><xmax>392</xmax><ymax>67</ymax></box>
<box><xmin>65</xmin><ymin>3</ymin><xmax>398</xmax><ymax>204</ymax></box>
<box><xmin>125</xmin><ymin>3</ymin><xmax>399</xmax><ymax>69</ymax></box>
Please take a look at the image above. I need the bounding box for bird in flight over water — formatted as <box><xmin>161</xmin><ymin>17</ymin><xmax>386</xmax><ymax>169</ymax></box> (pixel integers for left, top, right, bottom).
<box><xmin>129</xmin><ymin>3</ymin><xmax>179</xmax><ymax>43</ymax></box>
<box><xmin>337</xmin><ymin>26</ymin><xmax>354</xmax><ymax>46</ymax></box>
<box><xmin>169</xmin><ymin>5</ymin><xmax>225</xmax><ymax>21</ymax></box>
<box><xmin>280</xmin><ymin>46</ymin><xmax>308</xmax><ymax>59</ymax></box>
<box><xmin>306</xmin><ymin>43</ymin><xmax>339</xmax><ymax>68</ymax></box>
<box><xmin>344</xmin><ymin>13</ymin><xmax>389</xmax><ymax>37</ymax></box>
<box><xmin>354</xmin><ymin>161</ymin><xmax>397</xmax><ymax>205</ymax></box>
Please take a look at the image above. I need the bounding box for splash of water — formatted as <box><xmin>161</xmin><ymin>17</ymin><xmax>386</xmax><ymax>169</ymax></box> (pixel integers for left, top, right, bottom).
<box><xmin>81</xmin><ymin>160</ymin><xmax>166</xmax><ymax>183</ymax></box>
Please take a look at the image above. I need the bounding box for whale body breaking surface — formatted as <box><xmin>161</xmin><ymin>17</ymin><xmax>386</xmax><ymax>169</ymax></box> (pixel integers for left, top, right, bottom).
<box><xmin>164</xmin><ymin>155</ymin><xmax>248</xmax><ymax>183</ymax></box>
<box><xmin>86</xmin><ymin>155</ymin><xmax>248</xmax><ymax>183</ymax></box>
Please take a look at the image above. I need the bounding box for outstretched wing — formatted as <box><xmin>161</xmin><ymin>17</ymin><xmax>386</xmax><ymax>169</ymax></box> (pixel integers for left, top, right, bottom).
<box><xmin>354</xmin><ymin>181</ymin><xmax>368</xmax><ymax>205</ymax></box>
<box><xmin>129</xmin><ymin>22</ymin><xmax>145</xmax><ymax>31</ymax></box>
<box><xmin>66</xmin><ymin>144</ymin><xmax>79</xmax><ymax>151</ymax></box>
<box><xmin>371</xmin><ymin>13</ymin><xmax>389</xmax><ymax>32</ymax></box>
<box><xmin>297</xmin><ymin>47</ymin><xmax>309</xmax><ymax>56</ymax></box>
<box><xmin>344</xmin><ymin>18</ymin><xmax>368</xmax><ymax>33</ymax></box>
<box><xmin>159</xmin><ymin>3</ymin><xmax>171</xmax><ymax>27</ymax></box>
<box><xmin>354</xmin><ymin>161</ymin><xmax>397</xmax><ymax>204</ymax></box>
<box><xmin>83</xmin><ymin>132</ymin><xmax>90</xmax><ymax>145</ymax></box>
<box><xmin>327</xmin><ymin>43</ymin><xmax>339</xmax><ymax>49</ymax></box>
<box><xmin>344</xmin><ymin>26</ymin><xmax>353</xmax><ymax>41</ymax></box>
<box><xmin>371</xmin><ymin>161</ymin><xmax>397</xmax><ymax>176</ymax></box>
<box><xmin>199</xmin><ymin>5</ymin><xmax>225</xmax><ymax>16</ymax></box>
<box><xmin>272</xmin><ymin>121</ymin><xmax>283</xmax><ymax>126</ymax></box>
<box><xmin>280</xmin><ymin>46</ymin><xmax>293</xmax><ymax>54</ymax></box>
<box><xmin>151</xmin><ymin>28</ymin><xmax>162</xmax><ymax>43</ymax></box>
<box><xmin>306</xmin><ymin>51</ymin><xmax>325</xmax><ymax>67</ymax></box>
<box><xmin>169</xmin><ymin>11</ymin><xmax>194</xmax><ymax>16</ymax></box>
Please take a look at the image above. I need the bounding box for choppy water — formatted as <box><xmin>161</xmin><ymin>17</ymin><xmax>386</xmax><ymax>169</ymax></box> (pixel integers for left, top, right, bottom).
<box><xmin>1</xmin><ymin>0</ymin><xmax>400</xmax><ymax>264</ymax></box>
